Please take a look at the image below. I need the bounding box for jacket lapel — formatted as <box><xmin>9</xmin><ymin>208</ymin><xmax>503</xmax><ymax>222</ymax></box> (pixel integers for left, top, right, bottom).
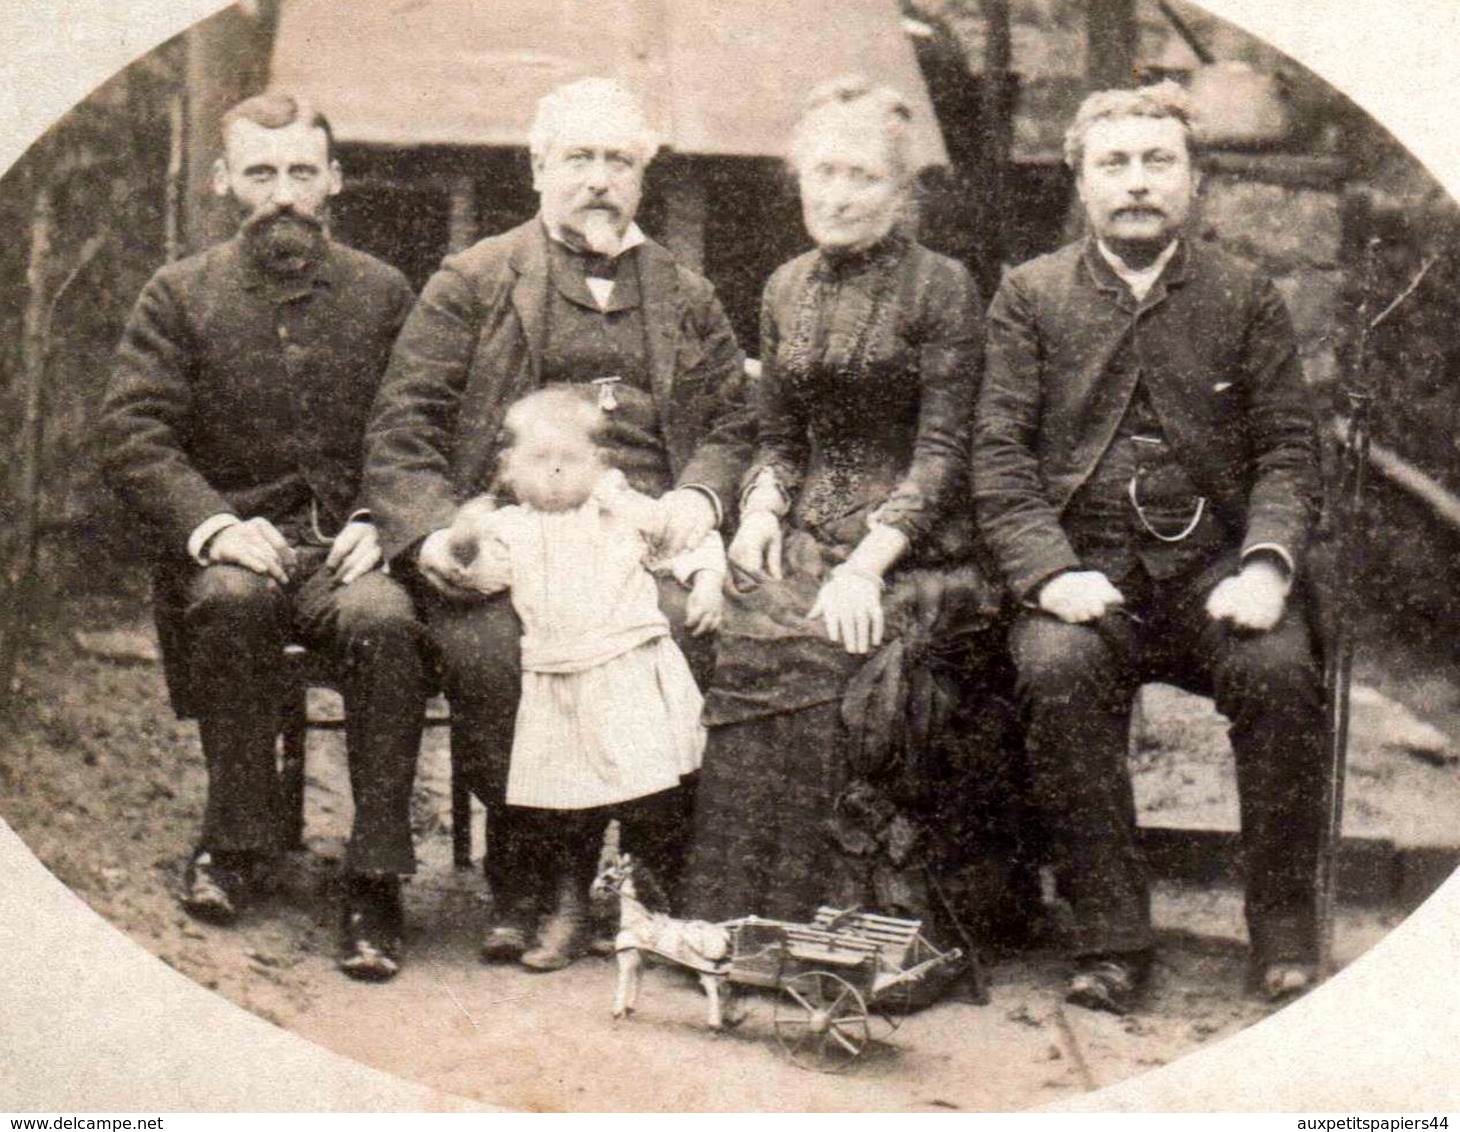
<box><xmin>1132</xmin><ymin>241</ymin><xmax>1213</xmax><ymax>447</ymax></box>
<box><xmin>636</xmin><ymin>239</ymin><xmax>683</xmax><ymax>415</ymax></box>
<box><xmin>508</xmin><ymin>222</ymin><xmax>551</xmax><ymax>386</ymax></box>
<box><xmin>1136</xmin><ymin>237</ymin><xmax>1189</xmax><ymax>313</ymax></box>
<box><xmin>1081</xmin><ymin>237</ymin><xmax>1139</xmax><ymax>315</ymax></box>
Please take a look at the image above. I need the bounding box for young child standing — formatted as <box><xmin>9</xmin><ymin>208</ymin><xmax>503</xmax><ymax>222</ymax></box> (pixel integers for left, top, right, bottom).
<box><xmin>447</xmin><ymin>386</ymin><xmax>724</xmax><ymax>970</ymax></box>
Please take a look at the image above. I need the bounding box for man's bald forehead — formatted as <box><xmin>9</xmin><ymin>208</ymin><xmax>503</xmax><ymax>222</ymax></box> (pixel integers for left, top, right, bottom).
<box><xmin>528</xmin><ymin>78</ymin><xmax>659</xmax><ymax>166</ymax></box>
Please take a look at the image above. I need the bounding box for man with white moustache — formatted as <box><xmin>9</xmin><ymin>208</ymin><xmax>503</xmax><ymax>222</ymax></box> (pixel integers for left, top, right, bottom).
<box><xmin>364</xmin><ymin>77</ymin><xmax>752</xmax><ymax>971</ymax></box>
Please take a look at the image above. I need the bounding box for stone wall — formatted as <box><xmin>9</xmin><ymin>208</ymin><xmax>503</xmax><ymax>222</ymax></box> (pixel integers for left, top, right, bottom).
<box><xmin>1195</xmin><ymin>154</ymin><xmax>1349</xmax><ymax>394</ymax></box>
<box><xmin>909</xmin><ymin>0</ymin><xmax>1347</xmax><ymax>163</ymax></box>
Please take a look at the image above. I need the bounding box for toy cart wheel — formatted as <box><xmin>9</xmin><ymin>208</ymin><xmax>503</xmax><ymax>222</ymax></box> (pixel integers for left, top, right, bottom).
<box><xmin>772</xmin><ymin>970</ymin><xmax>870</xmax><ymax>1072</ymax></box>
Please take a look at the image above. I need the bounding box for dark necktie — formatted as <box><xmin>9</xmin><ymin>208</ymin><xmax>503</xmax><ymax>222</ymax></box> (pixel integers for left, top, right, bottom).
<box><xmin>580</xmin><ymin>252</ymin><xmax>618</xmax><ymax>281</ymax></box>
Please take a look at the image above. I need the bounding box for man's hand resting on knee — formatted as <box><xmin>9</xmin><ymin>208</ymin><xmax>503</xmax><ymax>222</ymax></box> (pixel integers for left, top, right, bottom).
<box><xmin>1205</xmin><ymin>558</ymin><xmax>1290</xmax><ymax>632</ymax></box>
<box><xmin>1038</xmin><ymin>570</ymin><xmax>1126</xmax><ymax>625</ymax></box>
<box><xmin>325</xmin><ymin>520</ymin><xmax>382</xmax><ymax>587</ymax></box>
<box><xmin>205</xmin><ymin>517</ymin><xmax>297</xmax><ymax>585</ymax></box>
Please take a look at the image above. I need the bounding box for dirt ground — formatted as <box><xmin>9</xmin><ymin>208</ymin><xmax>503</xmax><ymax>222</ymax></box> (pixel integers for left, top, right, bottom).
<box><xmin>2</xmin><ymin>588</ymin><xmax>1457</xmax><ymax>1112</ymax></box>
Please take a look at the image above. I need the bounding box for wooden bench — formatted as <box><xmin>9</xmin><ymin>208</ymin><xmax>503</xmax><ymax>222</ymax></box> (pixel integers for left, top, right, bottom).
<box><xmin>278</xmin><ymin>643</ymin><xmax>470</xmax><ymax>868</ymax></box>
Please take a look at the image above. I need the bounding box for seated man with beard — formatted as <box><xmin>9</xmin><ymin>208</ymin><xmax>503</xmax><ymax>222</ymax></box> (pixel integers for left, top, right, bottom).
<box><xmin>99</xmin><ymin>93</ymin><xmax>428</xmax><ymax>982</ymax></box>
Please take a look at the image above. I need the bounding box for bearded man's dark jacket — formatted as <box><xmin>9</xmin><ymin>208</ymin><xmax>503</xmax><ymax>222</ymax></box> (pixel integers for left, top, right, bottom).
<box><xmin>100</xmin><ymin>236</ymin><xmax>415</xmax><ymax>554</ymax></box>
<box><xmin>98</xmin><ymin>236</ymin><xmax>415</xmax><ymax>714</ymax></box>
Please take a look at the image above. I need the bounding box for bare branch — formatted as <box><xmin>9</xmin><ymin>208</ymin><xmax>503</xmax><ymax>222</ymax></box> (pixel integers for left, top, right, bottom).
<box><xmin>46</xmin><ymin>231</ymin><xmax>107</xmax><ymax>325</ymax></box>
<box><xmin>1368</xmin><ymin>255</ymin><xmax>1437</xmax><ymax>334</ymax></box>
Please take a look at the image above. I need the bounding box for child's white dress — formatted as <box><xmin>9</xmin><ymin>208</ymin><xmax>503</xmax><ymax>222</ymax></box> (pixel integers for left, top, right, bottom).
<box><xmin>461</xmin><ymin>470</ymin><xmax>723</xmax><ymax>810</ymax></box>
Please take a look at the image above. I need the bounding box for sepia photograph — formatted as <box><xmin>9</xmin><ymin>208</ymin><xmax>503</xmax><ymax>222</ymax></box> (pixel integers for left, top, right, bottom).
<box><xmin>1</xmin><ymin>0</ymin><xmax>1459</xmax><ymax>1113</ymax></box>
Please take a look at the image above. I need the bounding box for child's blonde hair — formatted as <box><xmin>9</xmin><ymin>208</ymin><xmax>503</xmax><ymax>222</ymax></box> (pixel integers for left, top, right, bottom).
<box><xmin>497</xmin><ymin>386</ymin><xmax>609</xmax><ymax>511</ymax></box>
<box><xmin>501</xmin><ymin>385</ymin><xmax>606</xmax><ymax>451</ymax></box>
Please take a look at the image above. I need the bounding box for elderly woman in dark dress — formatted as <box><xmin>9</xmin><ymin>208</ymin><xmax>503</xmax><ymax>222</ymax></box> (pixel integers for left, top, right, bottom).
<box><xmin>681</xmin><ymin>79</ymin><xmax>1021</xmax><ymax>936</ymax></box>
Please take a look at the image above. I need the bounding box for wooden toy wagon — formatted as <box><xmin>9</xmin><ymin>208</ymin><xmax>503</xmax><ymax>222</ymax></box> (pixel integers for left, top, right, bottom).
<box><xmin>722</xmin><ymin>907</ymin><xmax>964</xmax><ymax>1071</ymax></box>
<box><xmin>593</xmin><ymin>854</ymin><xmax>967</xmax><ymax>1072</ymax></box>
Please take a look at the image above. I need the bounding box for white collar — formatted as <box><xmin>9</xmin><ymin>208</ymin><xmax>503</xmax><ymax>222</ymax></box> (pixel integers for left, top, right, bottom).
<box><xmin>1097</xmin><ymin>238</ymin><xmax>1179</xmax><ymax>301</ymax></box>
<box><xmin>543</xmin><ymin>219</ymin><xmax>646</xmax><ymax>259</ymax></box>
<box><xmin>543</xmin><ymin>220</ymin><xmax>644</xmax><ymax>310</ymax></box>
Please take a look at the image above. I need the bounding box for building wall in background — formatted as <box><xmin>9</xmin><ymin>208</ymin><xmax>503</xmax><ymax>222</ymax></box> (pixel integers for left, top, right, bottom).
<box><xmin>0</xmin><ymin>1</ymin><xmax>1455</xmax><ymax>633</ymax></box>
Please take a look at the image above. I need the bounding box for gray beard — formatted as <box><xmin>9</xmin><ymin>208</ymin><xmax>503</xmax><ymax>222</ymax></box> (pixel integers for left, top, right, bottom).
<box><xmin>574</xmin><ymin>211</ymin><xmax>624</xmax><ymax>256</ymax></box>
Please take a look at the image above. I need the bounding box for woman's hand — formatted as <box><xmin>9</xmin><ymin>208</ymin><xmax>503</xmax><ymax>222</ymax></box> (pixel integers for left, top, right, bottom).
<box><xmin>728</xmin><ymin>510</ymin><xmax>784</xmax><ymax>579</ymax></box>
<box><xmin>808</xmin><ymin>567</ymin><xmax>885</xmax><ymax>655</ymax></box>
<box><xmin>685</xmin><ymin>570</ymin><xmax>725</xmax><ymax>636</ymax></box>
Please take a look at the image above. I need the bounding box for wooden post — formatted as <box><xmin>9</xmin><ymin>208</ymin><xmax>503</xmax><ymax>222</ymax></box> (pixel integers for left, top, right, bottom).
<box><xmin>661</xmin><ymin>160</ymin><xmax>706</xmax><ymax>273</ymax></box>
<box><xmin>1087</xmin><ymin>0</ymin><xmax>1139</xmax><ymax>90</ymax></box>
<box><xmin>978</xmin><ymin>0</ymin><xmax>1014</xmax><ymax>285</ymax></box>
<box><xmin>445</xmin><ymin>174</ymin><xmax>479</xmax><ymax>254</ymax></box>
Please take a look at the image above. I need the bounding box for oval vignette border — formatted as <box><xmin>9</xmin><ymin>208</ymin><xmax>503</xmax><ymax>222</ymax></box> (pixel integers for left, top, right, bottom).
<box><xmin>0</xmin><ymin>0</ymin><xmax>1458</xmax><ymax>1113</ymax></box>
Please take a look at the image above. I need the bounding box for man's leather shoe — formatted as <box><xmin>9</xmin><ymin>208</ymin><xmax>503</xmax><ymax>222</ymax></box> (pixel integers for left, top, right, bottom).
<box><xmin>480</xmin><ymin>895</ymin><xmax>540</xmax><ymax>963</ymax></box>
<box><xmin>519</xmin><ymin>910</ymin><xmax>591</xmax><ymax>971</ymax></box>
<box><xmin>338</xmin><ymin>874</ymin><xmax>404</xmax><ymax>983</ymax></box>
<box><xmin>1065</xmin><ymin>952</ymin><xmax>1150</xmax><ymax>1016</ymax></box>
<box><xmin>1257</xmin><ymin>960</ymin><xmax>1318</xmax><ymax>1004</ymax></box>
<box><xmin>480</xmin><ymin>923</ymin><xmax>533</xmax><ymax>963</ymax></box>
<box><xmin>181</xmin><ymin>850</ymin><xmax>250</xmax><ymax>925</ymax></box>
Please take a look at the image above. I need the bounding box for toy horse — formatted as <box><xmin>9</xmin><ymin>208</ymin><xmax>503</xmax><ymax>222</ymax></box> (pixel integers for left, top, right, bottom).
<box><xmin>590</xmin><ymin>852</ymin><xmax>742</xmax><ymax>1030</ymax></box>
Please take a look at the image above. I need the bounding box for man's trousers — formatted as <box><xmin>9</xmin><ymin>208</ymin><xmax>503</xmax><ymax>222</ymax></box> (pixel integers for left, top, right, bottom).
<box><xmin>165</xmin><ymin>548</ymin><xmax>427</xmax><ymax>875</ymax></box>
<box><xmin>1008</xmin><ymin>553</ymin><xmax>1328</xmax><ymax>965</ymax></box>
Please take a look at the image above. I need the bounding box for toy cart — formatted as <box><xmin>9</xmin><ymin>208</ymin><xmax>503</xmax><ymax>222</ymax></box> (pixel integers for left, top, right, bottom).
<box><xmin>723</xmin><ymin>907</ymin><xmax>964</xmax><ymax>1072</ymax></box>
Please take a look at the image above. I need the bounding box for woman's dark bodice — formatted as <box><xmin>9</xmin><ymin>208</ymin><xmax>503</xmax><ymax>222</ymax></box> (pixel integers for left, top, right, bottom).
<box><xmin>749</xmin><ymin>236</ymin><xmax>984</xmax><ymax>559</ymax></box>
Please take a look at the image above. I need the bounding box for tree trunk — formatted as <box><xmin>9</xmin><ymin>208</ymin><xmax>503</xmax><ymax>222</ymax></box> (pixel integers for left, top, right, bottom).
<box><xmin>166</xmin><ymin>92</ymin><xmax>186</xmax><ymax>263</ymax></box>
<box><xmin>183</xmin><ymin>5</ymin><xmax>275</xmax><ymax>254</ymax></box>
<box><xmin>977</xmin><ymin>0</ymin><xmax>1014</xmax><ymax>287</ymax></box>
<box><xmin>1087</xmin><ymin>0</ymin><xmax>1139</xmax><ymax>90</ymax></box>
<box><xmin>0</xmin><ymin>183</ymin><xmax>56</xmax><ymax>708</ymax></box>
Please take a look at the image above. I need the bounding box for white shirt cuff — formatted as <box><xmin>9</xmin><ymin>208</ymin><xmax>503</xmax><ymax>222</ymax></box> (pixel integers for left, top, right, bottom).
<box><xmin>187</xmin><ymin>513</ymin><xmax>241</xmax><ymax>565</ymax></box>
<box><xmin>1243</xmin><ymin>543</ymin><xmax>1296</xmax><ymax>585</ymax></box>
<box><xmin>677</xmin><ymin>484</ymin><xmax>723</xmax><ymax>528</ymax></box>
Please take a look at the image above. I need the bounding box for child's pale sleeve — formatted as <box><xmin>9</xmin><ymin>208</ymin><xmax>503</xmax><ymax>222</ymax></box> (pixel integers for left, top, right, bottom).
<box><xmin>664</xmin><ymin>530</ymin><xmax>727</xmax><ymax>587</ymax></box>
<box><xmin>451</xmin><ymin>504</ymin><xmax>518</xmax><ymax>594</ymax></box>
<box><xmin>594</xmin><ymin>469</ymin><xmax>670</xmax><ymax>542</ymax></box>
